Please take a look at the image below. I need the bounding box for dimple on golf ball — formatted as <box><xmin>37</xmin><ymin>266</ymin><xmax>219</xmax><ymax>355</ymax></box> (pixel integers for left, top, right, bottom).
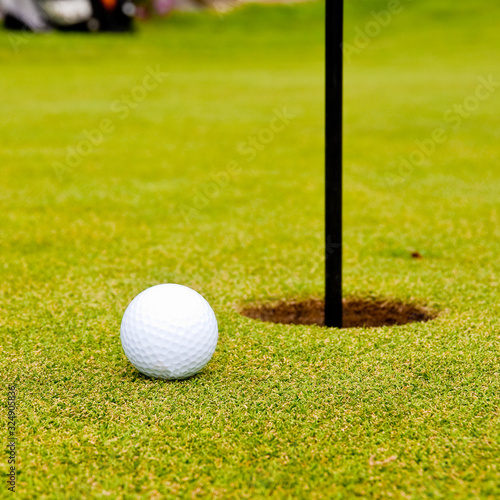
<box><xmin>120</xmin><ymin>284</ymin><xmax>218</xmax><ymax>380</ymax></box>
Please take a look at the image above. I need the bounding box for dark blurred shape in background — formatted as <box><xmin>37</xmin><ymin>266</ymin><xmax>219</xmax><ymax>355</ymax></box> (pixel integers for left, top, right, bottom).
<box><xmin>0</xmin><ymin>0</ymin><xmax>256</xmax><ymax>29</ymax></box>
<box><xmin>0</xmin><ymin>0</ymin><xmax>135</xmax><ymax>32</ymax></box>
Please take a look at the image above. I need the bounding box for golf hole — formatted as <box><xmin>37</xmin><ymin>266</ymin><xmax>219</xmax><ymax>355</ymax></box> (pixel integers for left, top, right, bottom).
<box><xmin>240</xmin><ymin>298</ymin><xmax>437</xmax><ymax>329</ymax></box>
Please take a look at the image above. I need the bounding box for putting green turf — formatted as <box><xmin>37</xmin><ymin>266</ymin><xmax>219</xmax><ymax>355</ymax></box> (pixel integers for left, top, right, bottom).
<box><xmin>1</xmin><ymin>1</ymin><xmax>499</xmax><ymax>498</ymax></box>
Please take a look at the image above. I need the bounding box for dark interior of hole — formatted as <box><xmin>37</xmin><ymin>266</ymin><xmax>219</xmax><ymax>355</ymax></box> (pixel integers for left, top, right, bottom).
<box><xmin>240</xmin><ymin>298</ymin><xmax>437</xmax><ymax>329</ymax></box>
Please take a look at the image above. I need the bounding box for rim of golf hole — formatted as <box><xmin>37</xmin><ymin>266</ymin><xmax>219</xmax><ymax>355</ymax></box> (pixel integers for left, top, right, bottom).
<box><xmin>239</xmin><ymin>298</ymin><xmax>438</xmax><ymax>329</ymax></box>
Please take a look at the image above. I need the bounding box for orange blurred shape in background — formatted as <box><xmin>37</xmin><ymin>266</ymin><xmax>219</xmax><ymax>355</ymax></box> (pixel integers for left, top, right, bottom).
<box><xmin>101</xmin><ymin>0</ymin><xmax>117</xmax><ymax>10</ymax></box>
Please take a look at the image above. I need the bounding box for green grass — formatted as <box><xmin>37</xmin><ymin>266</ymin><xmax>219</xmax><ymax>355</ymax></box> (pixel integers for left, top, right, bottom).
<box><xmin>1</xmin><ymin>1</ymin><xmax>499</xmax><ymax>498</ymax></box>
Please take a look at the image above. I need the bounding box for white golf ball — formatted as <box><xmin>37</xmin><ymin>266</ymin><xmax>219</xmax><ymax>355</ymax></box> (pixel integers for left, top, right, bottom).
<box><xmin>120</xmin><ymin>284</ymin><xmax>218</xmax><ymax>380</ymax></box>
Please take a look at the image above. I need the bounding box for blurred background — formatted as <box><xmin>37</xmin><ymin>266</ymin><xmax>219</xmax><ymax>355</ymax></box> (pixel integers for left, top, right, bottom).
<box><xmin>0</xmin><ymin>0</ymin><xmax>298</xmax><ymax>32</ymax></box>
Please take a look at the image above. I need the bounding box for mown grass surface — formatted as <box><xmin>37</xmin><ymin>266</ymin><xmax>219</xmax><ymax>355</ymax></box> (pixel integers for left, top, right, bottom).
<box><xmin>1</xmin><ymin>1</ymin><xmax>499</xmax><ymax>498</ymax></box>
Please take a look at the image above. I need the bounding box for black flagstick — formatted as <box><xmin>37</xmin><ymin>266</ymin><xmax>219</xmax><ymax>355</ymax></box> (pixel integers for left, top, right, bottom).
<box><xmin>325</xmin><ymin>0</ymin><xmax>343</xmax><ymax>328</ymax></box>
